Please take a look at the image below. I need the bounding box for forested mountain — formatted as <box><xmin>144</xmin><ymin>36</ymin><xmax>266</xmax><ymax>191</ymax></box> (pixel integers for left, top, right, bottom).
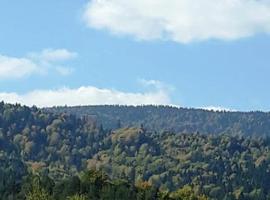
<box><xmin>1</xmin><ymin>102</ymin><xmax>270</xmax><ymax>199</ymax></box>
<box><xmin>46</xmin><ymin>105</ymin><xmax>270</xmax><ymax>136</ymax></box>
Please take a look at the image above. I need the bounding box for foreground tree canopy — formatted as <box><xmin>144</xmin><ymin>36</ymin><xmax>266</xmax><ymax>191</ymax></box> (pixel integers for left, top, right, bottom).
<box><xmin>1</xmin><ymin>102</ymin><xmax>270</xmax><ymax>199</ymax></box>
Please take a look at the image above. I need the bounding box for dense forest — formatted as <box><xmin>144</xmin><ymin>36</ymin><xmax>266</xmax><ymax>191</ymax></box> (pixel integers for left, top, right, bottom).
<box><xmin>3</xmin><ymin>169</ymin><xmax>207</xmax><ymax>200</ymax></box>
<box><xmin>1</xmin><ymin>102</ymin><xmax>270</xmax><ymax>199</ymax></box>
<box><xmin>46</xmin><ymin>105</ymin><xmax>270</xmax><ymax>136</ymax></box>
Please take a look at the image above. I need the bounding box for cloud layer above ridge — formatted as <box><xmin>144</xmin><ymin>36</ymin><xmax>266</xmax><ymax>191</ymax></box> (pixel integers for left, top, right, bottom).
<box><xmin>0</xmin><ymin>85</ymin><xmax>172</xmax><ymax>107</ymax></box>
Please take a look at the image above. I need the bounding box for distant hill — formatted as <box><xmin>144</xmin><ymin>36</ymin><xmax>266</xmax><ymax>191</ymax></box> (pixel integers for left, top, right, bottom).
<box><xmin>46</xmin><ymin>105</ymin><xmax>270</xmax><ymax>136</ymax></box>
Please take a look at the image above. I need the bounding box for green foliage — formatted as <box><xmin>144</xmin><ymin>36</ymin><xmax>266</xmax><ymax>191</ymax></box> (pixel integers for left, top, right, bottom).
<box><xmin>171</xmin><ymin>185</ymin><xmax>208</xmax><ymax>200</ymax></box>
<box><xmin>22</xmin><ymin>170</ymin><xmax>207</xmax><ymax>200</ymax></box>
<box><xmin>25</xmin><ymin>177</ymin><xmax>52</xmax><ymax>200</ymax></box>
<box><xmin>2</xmin><ymin>103</ymin><xmax>270</xmax><ymax>200</ymax></box>
<box><xmin>67</xmin><ymin>194</ymin><xmax>87</xmax><ymax>200</ymax></box>
<box><xmin>0</xmin><ymin>143</ymin><xmax>27</xmax><ymax>199</ymax></box>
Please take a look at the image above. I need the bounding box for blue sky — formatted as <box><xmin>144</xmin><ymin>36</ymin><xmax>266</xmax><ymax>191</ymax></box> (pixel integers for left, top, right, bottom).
<box><xmin>1</xmin><ymin>0</ymin><xmax>270</xmax><ymax>111</ymax></box>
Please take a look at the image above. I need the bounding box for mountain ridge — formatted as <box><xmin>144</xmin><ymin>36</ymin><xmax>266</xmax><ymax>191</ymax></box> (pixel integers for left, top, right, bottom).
<box><xmin>45</xmin><ymin>105</ymin><xmax>270</xmax><ymax>136</ymax></box>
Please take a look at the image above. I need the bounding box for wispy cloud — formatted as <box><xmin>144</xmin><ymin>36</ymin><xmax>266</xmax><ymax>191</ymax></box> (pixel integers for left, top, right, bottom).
<box><xmin>28</xmin><ymin>48</ymin><xmax>78</xmax><ymax>62</ymax></box>
<box><xmin>139</xmin><ymin>79</ymin><xmax>175</xmax><ymax>92</ymax></box>
<box><xmin>83</xmin><ymin>0</ymin><xmax>270</xmax><ymax>43</ymax></box>
<box><xmin>0</xmin><ymin>49</ymin><xmax>77</xmax><ymax>79</ymax></box>
<box><xmin>55</xmin><ymin>67</ymin><xmax>74</xmax><ymax>76</ymax></box>
<box><xmin>0</xmin><ymin>55</ymin><xmax>40</xmax><ymax>79</ymax></box>
<box><xmin>0</xmin><ymin>85</ymin><xmax>173</xmax><ymax>107</ymax></box>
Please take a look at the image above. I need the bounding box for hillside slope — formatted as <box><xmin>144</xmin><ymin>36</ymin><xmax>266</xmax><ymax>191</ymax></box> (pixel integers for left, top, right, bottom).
<box><xmin>2</xmin><ymin>102</ymin><xmax>270</xmax><ymax>199</ymax></box>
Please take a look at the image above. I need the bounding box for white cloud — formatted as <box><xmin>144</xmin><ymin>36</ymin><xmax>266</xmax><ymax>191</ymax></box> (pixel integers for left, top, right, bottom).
<box><xmin>0</xmin><ymin>55</ymin><xmax>39</xmax><ymax>79</ymax></box>
<box><xmin>0</xmin><ymin>49</ymin><xmax>77</xmax><ymax>80</ymax></box>
<box><xmin>29</xmin><ymin>49</ymin><xmax>78</xmax><ymax>62</ymax></box>
<box><xmin>83</xmin><ymin>0</ymin><xmax>270</xmax><ymax>43</ymax></box>
<box><xmin>0</xmin><ymin>85</ymin><xmax>173</xmax><ymax>107</ymax></box>
<box><xmin>200</xmin><ymin>106</ymin><xmax>235</xmax><ymax>112</ymax></box>
<box><xmin>139</xmin><ymin>79</ymin><xmax>175</xmax><ymax>91</ymax></box>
